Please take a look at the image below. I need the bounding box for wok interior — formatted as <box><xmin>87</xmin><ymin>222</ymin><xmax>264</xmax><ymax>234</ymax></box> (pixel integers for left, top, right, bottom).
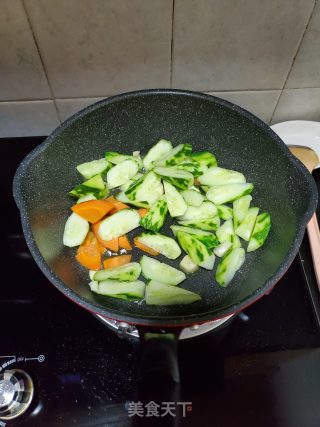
<box><xmin>18</xmin><ymin>92</ymin><xmax>313</xmax><ymax>322</ymax></box>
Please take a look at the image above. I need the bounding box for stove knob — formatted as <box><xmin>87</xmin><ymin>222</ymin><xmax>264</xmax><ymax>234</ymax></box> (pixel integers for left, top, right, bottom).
<box><xmin>0</xmin><ymin>369</ymin><xmax>34</xmax><ymax>420</ymax></box>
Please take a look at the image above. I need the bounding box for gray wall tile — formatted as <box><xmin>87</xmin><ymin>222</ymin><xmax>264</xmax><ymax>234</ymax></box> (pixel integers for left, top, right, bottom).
<box><xmin>24</xmin><ymin>0</ymin><xmax>172</xmax><ymax>98</ymax></box>
<box><xmin>286</xmin><ymin>1</ymin><xmax>320</xmax><ymax>88</ymax></box>
<box><xmin>207</xmin><ymin>90</ymin><xmax>280</xmax><ymax>123</ymax></box>
<box><xmin>172</xmin><ymin>0</ymin><xmax>314</xmax><ymax>91</ymax></box>
<box><xmin>0</xmin><ymin>0</ymin><xmax>51</xmax><ymax>101</ymax></box>
<box><xmin>271</xmin><ymin>88</ymin><xmax>320</xmax><ymax>124</ymax></box>
<box><xmin>56</xmin><ymin>98</ymin><xmax>105</xmax><ymax>121</ymax></box>
<box><xmin>0</xmin><ymin>101</ymin><xmax>60</xmax><ymax>137</ymax></box>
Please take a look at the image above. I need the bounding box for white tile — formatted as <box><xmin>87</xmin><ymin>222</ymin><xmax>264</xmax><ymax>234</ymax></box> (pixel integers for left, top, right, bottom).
<box><xmin>172</xmin><ymin>0</ymin><xmax>314</xmax><ymax>91</ymax></box>
<box><xmin>0</xmin><ymin>101</ymin><xmax>60</xmax><ymax>137</ymax></box>
<box><xmin>271</xmin><ymin>88</ymin><xmax>320</xmax><ymax>124</ymax></box>
<box><xmin>24</xmin><ymin>0</ymin><xmax>172</xmax><ymax>98</ymax></box>
<box><xmin>286</xmin><ymin>2</ymin><xmax>320</xmax><ymax>88</ymax></box>
<box><xmin>207</xmin><ymin>90</ymin><xmax>280</xmax><ymax>123</ymax></box>
<box><xmin>56</xmin><ymin>97</ymin><xmax>105</xmax><ymax>122</ymax></box>
<box><xmin>0</xmin><ymin>0</ymin><xmax>51</xmax><ymax>100</ymax></box>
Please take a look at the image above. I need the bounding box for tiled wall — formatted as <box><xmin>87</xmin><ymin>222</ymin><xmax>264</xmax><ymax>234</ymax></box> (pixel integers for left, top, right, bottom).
<box><xmin>1</xmin><ymin>0</ymin><xmax>319</xmax><ymax>137</ymax></box>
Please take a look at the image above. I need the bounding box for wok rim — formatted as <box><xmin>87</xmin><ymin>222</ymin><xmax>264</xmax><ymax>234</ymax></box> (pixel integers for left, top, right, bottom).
<box><xmin>13</xmin><ymin>88</ymin><xmax>318</xmax><ymax>327</ymax></box>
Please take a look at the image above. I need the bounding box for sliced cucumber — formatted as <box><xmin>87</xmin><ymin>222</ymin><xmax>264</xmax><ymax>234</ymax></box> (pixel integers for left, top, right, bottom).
<box><xmin>235</xmin><ymin>207</ymin><xmax>259</xmax><ymax>241</ymax></box>
<box><xmin>231</xmin><ymin>234</ymin><xmax>242</xmax><ymax>249</ymax></box>
<box><xmin>190</xmin><ymin>151</ymin><xmax>217</xmax><ymax>172</ymax></box>
<box><xmin>163</xmin><ymin>181</ymin><xmax>187</xmax><ymax>217</ymax></box>
<box><xmin>116</xmin><ymin>192</ymin><xmax>149</xmax><ymax>208</ymax></box>
<box><xmin>233</xmin><ymin>195</ymin><xmax>252</xmax><ymax>228</ymax></box>
<box><xmin>143</xmin><ymin>139</ymin><xmax>173</xmax><ymax>170</ymax></box>
<box><xmin>175</xmin><ymin>231</ymin><xmax>211</xmax><ymax>266</ymax></box>
<box><xmin>155</xmin><ymin>143</ymin><xmax>192</xmax><ymax>167</ymax></box>
<box><xmin>177</xmin><ymin>201</ymin><xmax>218</xmax><ymax>221</ymax></box>
<box><xmin>140</xmin><ymin>255</ymin><xmax>186</xmax><ymax>286</ymax></box>
<box><xmin>107</xmin><ymin>159</ymin><xmax>139</xmax><ymax>190</ymax></box>
<box><xmin>206</xmin><ymin>183</ymin><xmax>253</xmax><ymax>205</ymax></box>
<box><xmin>89</xmin><ymin>270</ymin><xmax>96</xmax><ymax>280</ymax></box>
<box><xmin>216</xmin><ymin>248</ymin><xmax>245</xmax><ymax>287</ymax></box>
<box><xmin>63</xmin><ymin>212</ymin><xmax>89</xmax><ymax>247</ymax></box>
<box><xmin>154</xmin><ymin>167</ymin><xmax>194</xmax><ymax>190</ymax></box>
<box><xmin>98</xmin><ymin>209</ymin><xmax>140</xmax><ymax>241</ymax></box>
<box><xmin>140</xmin><ymin>197</ymin><xmax>168</xmax><ymax>232</ymax></box>
<box><xmin>216</xmin><ymin>219</ymin><xmax>234</xmax><ymax>243</ymax></box>
<box><xmin>181</xmin><ymin>189</ymin><xmax>204</xmax><ymax>207</ymax></box>
<box><xmin>179</xmin><ymin>255</ymin><xmax>199</xmax><ymax>274</ymax></box>
<box><xmin>214</xmin><ymin>241</ymin><xmax>232</xmax><ymax>257</ymax></box>
<box><xmin>77</xmin><ymin>194</ymin><xmax>97</xmax><ymax>203</ymax></box>
<box><xmin>90</xmin><ymin>280</ymin><xmax>145</xmax><ymax>300</ymax></box>
<box><xmin>120</xmin><ymin>172</ymin><xmax>143</xmax><ymax>192</ymax></box>
<box><xmin>145</xmin><ymin>280</ymin><xmax>201</xmax><ymax>305</ymax></box>
<box><xmin>93</xmin><ymin>262</ymin><xmax>141</xmax><ymax>282</ymax></box>
<box><xmin>201</xmin><ymin>185</ymin><xmax>209</xmax><ymax>193</ymax></box>
<box><xmin>69</xmin><ymin>174</ymin><xmax>108</xmax><ymax>199</ymax></box>
<box><xmin>76</xmin><ymin>158</ymin><xmax>111</xmax><ymax>180</ymax></box>
<box><xmin>247</xmin><ymin>212</ymin><xmax>271</xmax><ymax>252</ymax></box>
<box><xmin>171</xmin><ymin>225</ymin><xmax>219</xmax><ymax>251</ymax></box>
<box><xmin>177</xmin><ymin>216</ymin><xmax>220</xmax><ymax>231</ymax></box>
<box><xmin>175</xmin><ymin>160</ymin><xmax>202</xmax><ymax>177</ymax></box>
<box><xmin>198</xmin><ymin>166</ymin><xmax>246</xmax><ymax>186</ymax></box>
<box><xmin>105</xmin><ymin>151</ymin><xmax>142</xmax><ymax>168</ymax></box>
<box><xmin>199</xmin><ymin>253</ymin><xmax>215</xmax><ymax>270</ymax></box>
<box><xmin>125</xmin><ymin>171</ymin><xmax>163</xmax><ymax>205</ymax></box>
<box><xmin>136</xmin><ymin>233</ymin><xmax>181</xmax><ymax>259</ymax></box>
<box><xmin>217</xmin><ymin>205</ymin><xmax>233</xmax><ymax>221</ymax></box>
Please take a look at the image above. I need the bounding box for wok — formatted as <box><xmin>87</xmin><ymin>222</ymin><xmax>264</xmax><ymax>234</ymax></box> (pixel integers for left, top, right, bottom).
<box><xmin>13</xmin><ymin>90</ymin><xmax>317</xmax><ymax>388</ymax></box>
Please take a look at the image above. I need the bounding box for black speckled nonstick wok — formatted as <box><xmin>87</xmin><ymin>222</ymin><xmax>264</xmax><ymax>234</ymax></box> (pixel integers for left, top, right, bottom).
<box><xmin>13</xmin><ymin>89</ymin><xmax>317</xmax><ymax>329</ymax></box>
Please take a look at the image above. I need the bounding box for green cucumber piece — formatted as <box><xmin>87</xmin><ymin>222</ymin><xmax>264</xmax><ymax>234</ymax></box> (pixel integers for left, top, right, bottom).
<box><xmin>233</xmin><ymin>195</ymin><xmax>252</xmax><ymax>228</ymax></box>
<box><xmin>155</xmin><ymin>143</ymin><xmax>192</xmax><ymax>167</ymax></box>
<box><xmin>235</xmin><ymin>207</ymin><xmax>259</xmax><ymax>241</ymax></box>
<box><xmin>77</xmin><ymin>194</ymin><xmax>97</xmax><ymax>203</ymax></box>
<box><xmin>116</xmin><ymin>192</ymin><xmax>149</xmax><ymax>208</ymax></box>
<box><xmin>206</xmin><ymin>183</ymin><xmax>253</xmax><ymax>205</ymax></box>
<box><xmin>216</xmin><ymin>219</ymin><xmax>234</xmax><ymax>243</ymax></box>
<box><xmin>90</xmin><ymin>280</ymin><xmax>145</xmax><ymax>300</ymax></box>
<box><xmin>177</xmin><ymin>216</ymin><xmax>221</xmax><ymax>231</ymax></box>
<box><xmin>199</xmin><ymin>253</ymin><xmax>216</xmax><ymax>270</ymax></box>
<box><xmin>163</xmin><ymin>181</ymin><xmax>187</xmax><ymax>217</ymax></box>
<box><xmin>247</xmin><ymin>212</ymin><xmax>271</xmax><ymax>252</ymax></box>
<box><xmin>216</xmin><ymin>248</ymin><xmax>245</xmax><ymax>287</ymax></box>
<box><xmin>179</xmin><ymin>255</ymin><xmax>199</xmax><ymax>274</ymax></box>
<box><xmin>175</xmin><ymin>231</ymin><xmax>211</xmax><ymax>266</ymax></box>
<box><xmin>171</xmin><ymin>225</ymin><xmax>219</xmax><ymax>251</ymax></box>
<box><xmin>105</xmin><ymin>151</ymin><xmax>142</xmax><ymax>168</ymax></box>
<box><xmin>154</xmin><ymin>167</ymin><xmax>194</xmax><ymax>190</ymax></box>
<box><xmin>107</xmin><ymin>159</ymin><xmax>139</xmax><ymax>190</ymax></box>
<box><xmin>120</xmin><ymin>172</ymin><xmax>143</xmax><ymax>192</ymax></box>
<box><xmin>76</xmin><ymin>158</ymin><xmax>111</xmax><ymax>179</ymax></box>
<box><xmin>175</xmin><ymin>159</ymin><xmax>202</xmax><ymax>177</ymax></box>
<box><xmin>98</xmin><ymin>209</ymin><xmax>140</xmax><ymax>241</ymax></box>
<box><xmin>143</xmin><ymin>139</ymin><xmax>173</xmax><ymax>170</ymax></box>
<box><xmin>217</xmin><ymin>205</ymin><xmax>233</xmax><ymax>220</ymax></box>
<box><xmin>136</xmin><ymin>233</ymin><xmax>181</xmax><ymax>260</ymax></box>
<box><xmin>140</xmin><ymin>255</ymin><xmax>186</xmax><ymax>286</ymax></box>
<box><xmin>69</xmin><ymin>174</ymin><xmax>108</xmax><ymax>199</ymax></box>
<box><xmin>93</xmin><ymin>262</ymin><xmax>141</xmax><ymax>282</ymax></box>
<box><xmin>213</xmin><ymin>241</ymin><xmax>232</xmax><ymax>257</ymax></box>
<box><xmin>177</xmin><ymin>201</ymin><xmax>218</xmax><ymax>221</ymax></box>
<box><xmin>231</xmin><ymin>234</ymin><xmax>242</xmax><ymax>249</ymax></box>
<box><xmin>125</xmin><ymin>171</ymin><xmax>163</xmax><ymax>205</ymax></box>
<box><xmin>198</xmin><ymin>166</ymin><xmax>246</xmax><ymax>186</ymax></box>
<box><xmin>190</xmin><ymin>151</ymin><xmax>217</xmax><ymax>172</ymax></box>
<box><xmin>63</xmin><ymin>212</ymin><xmax>89</xmax><ymax>247</ymax></box>
<box><xmin>145</xmin><ymin>280</ymin><xmax>201</xmax><ymax>305</ymax></box>
<box><xmin>181</xmin><ymin>189</ymin><xmax>204</xmax><ymax>207</ymax></box>
<box><xmin>140</xmin><ymin>197</ymin><xmax>168</xmax><ymax>232</ymax></box>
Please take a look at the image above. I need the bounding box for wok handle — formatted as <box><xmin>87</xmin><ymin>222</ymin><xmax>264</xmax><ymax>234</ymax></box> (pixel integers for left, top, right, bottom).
<box><xmin>307</xmin><ymin>213</ymin><xmax>320</xmax><ymax>292</ymax></box>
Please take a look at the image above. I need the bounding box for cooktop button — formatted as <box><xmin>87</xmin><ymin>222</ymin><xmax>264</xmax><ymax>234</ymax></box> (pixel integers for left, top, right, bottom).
<box><xmin>0</xmin><ymin>370</ymin><xmax>34</xmax><ymax>420</ymax></box>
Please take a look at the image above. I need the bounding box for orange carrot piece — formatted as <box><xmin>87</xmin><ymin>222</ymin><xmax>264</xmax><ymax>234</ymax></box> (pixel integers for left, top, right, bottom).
<box><xmin>134</xmin><ymin>237</ymin><xmax>159</xmax><ymax>256</ymax></box>
<box><xmin>105</xmin><ymin>196</ymin><xmax>129</xmax><ymax>213</ymax></box>
<box><xmin>71</xmin><ymin>200</ymin><xmax>113</xmax><ymax>223</ymax></box>
<box><xmin>138</xmin><ymin>208</ymin><xmax>148</xmax><ymax>218</ymax></box>
<box><xmin>76</xmin><ymin>233</ymin><xmax>102</xmax><ymax>270</ymax></box>
<box><xmin>103</xmin><ymin>254</ymin><xmax>132</xmax><ymax>269</ymax></box>
<box><xmin>119</xmin><ymin>235</ymin><xmax>132</xmax><ymax>250</ymax></box>
<box><xmin>92</xmin><ymin>222</ymin><xmax>119</xmax><ymax>251</ymax></box>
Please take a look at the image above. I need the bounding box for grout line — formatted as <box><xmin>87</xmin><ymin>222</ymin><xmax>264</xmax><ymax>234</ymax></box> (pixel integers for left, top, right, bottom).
<box><xmin>269</xmin><ymin>0</ymin><xmax>318</xmax><ymax>123</ymax></box>
<box><xmin>21</xmin><ymin>0</ymin><xmax>62</xmax><ymax>122</ymax></box>
<box><xmin>169</xmin><ymin>0</ymin><xmax>175</xmax><ymax>88</ymax></box>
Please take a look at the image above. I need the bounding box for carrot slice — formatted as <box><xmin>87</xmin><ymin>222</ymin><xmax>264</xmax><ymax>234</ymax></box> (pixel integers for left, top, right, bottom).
<box><xmin>92</xmin><ymin>221</ymin><xmax>119</xmax><ymax>251</ymax></box>
<box><xmin>134</xmin><ymin>237</ymin><xmax>159</xmax><ymax>256</ymax></box>
<box><xmin>138</xmin><ymin>208</ymin><xmax>148</xmax><ymax>218</ymax></box>
<box><xmin>105</xmin><ymin>196</ymin><xmax>129</xmax><ymax>213</ymax></box>
<box><xmin>76</xmin><ymin>232</ymin><xmax>102</xmax><ymax>270</ymax></box>
<box><xmin>71</xmin><ymin>200</ymin><xmax>113</xmax><ymax>223</ymax></box>
<box><xmin>103</xmin><ymin>254</ymin><xmax>132</xmax><ymax>269</ymax></box>
<box><xmin>119</xmin><ymin>235</ymin><xmax>132</xmax><ymax>250</ymax></box>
